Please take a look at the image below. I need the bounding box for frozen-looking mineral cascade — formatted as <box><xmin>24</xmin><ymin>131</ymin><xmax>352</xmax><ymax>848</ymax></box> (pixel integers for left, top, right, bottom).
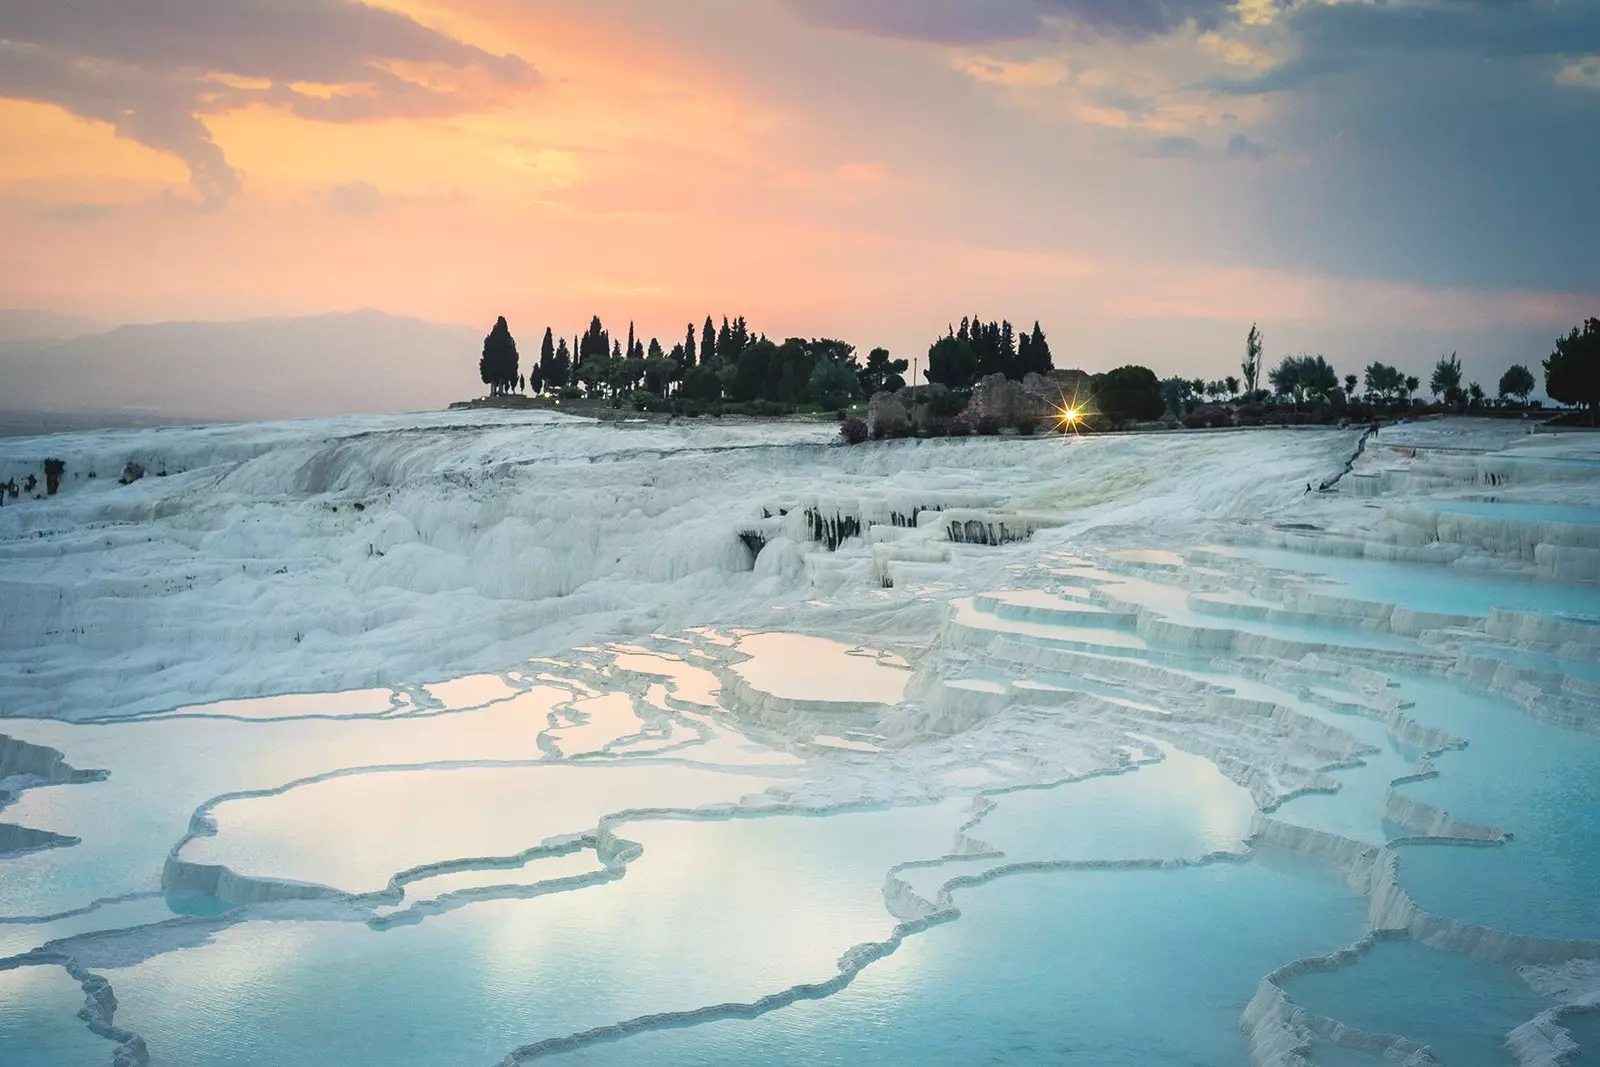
<box><xmin>1</xmin><ymin>411</ymin><xmax>1597</xmax><ymax>1066</ymax></box>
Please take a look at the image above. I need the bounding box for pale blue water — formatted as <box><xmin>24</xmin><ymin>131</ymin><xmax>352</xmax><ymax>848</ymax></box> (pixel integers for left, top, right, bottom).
<box><xmin>1282</xmin><ymin>939</ymin><xmax>1549</xmax><ymax>1066</ymax></box>
<box><xmin>104</xmin><ymin>806</ymin><xmax>965</xmax><ymax>1067</ymax></box>
<box><xmin>1386</xmin><ymin>676</ymin><xmax>1600</xmax><ymax>940</ymax></box>
<box><xmin>539</xmin><ymin>859</ymin><xmax>1366</xmax><ymax>1067</ymax></box>
<box><xmin>0</xmin><ymin>964</ymin><xmax>110</xmax><ymax>1064</ymax></box>
<box><xmin>1213</xmin><ymin>545</ymin><xmax>1600</xmax><ymax>620</ymax></box>
<box><xmin>1437</xmin><ymin>501</ymin><xmax>1600</xmax><ymax>526</ymax></box>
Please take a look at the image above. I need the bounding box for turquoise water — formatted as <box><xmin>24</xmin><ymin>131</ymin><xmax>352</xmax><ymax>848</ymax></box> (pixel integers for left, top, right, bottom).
<box><xmin>1213</xmin><ymin>545</ymin><xmax>1600</xmax><ymax>619</ymax></box>
<box><xmin>1436</xmin><ymin>501</ymin><xmax>1600</xmax><ymax>525</ymax></box>
<box><xmin>0</xmin><ymin>965</ymin><xmax>110</xmax><ymax>1064</ymax></box>
<box><xmin>1387</xmin><ymin>676</ymin><xmax>1600</xmax><ymax>940</ymax></box>
<box><xmin>539</xmin><ymin>859</ymin><xmax>1366</xmax><ymax>1067</ymax></box>
<box><xmin>1282</xmin><ymin>939</ymin><xmax>1548</xmax><ymax>1066</ymax></box>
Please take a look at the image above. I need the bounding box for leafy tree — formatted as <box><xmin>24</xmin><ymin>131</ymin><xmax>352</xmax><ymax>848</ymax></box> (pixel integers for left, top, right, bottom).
<box><xmin>643</xmin><ymin>357</ymin><xmax>676</xmax><ymax>396</ymax></box>
<box><xmin>684</xmin><ymin>324</ymin><xmax>698</xmax><ymax>369</ymax></box>
<box><xmin>576</xmin><ymin>357</ymin><xmax>609</xmax><ymax>397</ymax></box>
<box><xmin>1161</xmin><ymin>377</ymin><xmax>1194</xmax><ymax>416</ymax></box>
<box><xmin>1243</xmin><ymin>323</ymin><xmax>1262</xmax><ymax>395</ymax></box>
<box><xmin>926</xmin><ymin>332</ymin><xmax>979</xmax><ymax>389</ymax></box>
<box><xmin>717</xmin><ymin>317</ymin><xmax>734</xmax><ymax>364</ymax></box>
<box><xmin>1364</xmin><ymin>362</ymin><xmax>1405</xmax><ymax>405</ymax></box>
<box><xmin>1343</xmin><ymin>374</ymin><xmax>1359</xmax><ymax>397</ymax></box>
<box><xmin>809</xmin><ymin>357</ymin><xmax>860</xmax><ymax>409</ymax></box>
<box><xmin>1300</xmin><ymin>355</ymin><xmax>1338</xmax><ymax>402</ymax></box>
<box><xmin>479</xmin><ymin>316</ymin><xmax>519</xmax><ymax>396</ymax></box>
<box><xmin>1467</xmin><ymin>381</ymin><xmax>1484</xmax><ymax>408</ymax></box>
<box><xmin>732</xmin><ymin>340</ymin><xmax>773</xmax><ymax>402</ymax></box>
<box><xmin>1430</xmin><ymin>352</ymin><xmax>1464</xmax><ymax>405</ymax></box>
<box><xmin>1544</xmin><ymin>318</ymin><xmax>1600</xmax><ymax>423</ymax></box>
<box><xmin>1095</xmin><ymin>366</ymin><xmax>1164</xmax><ymax>427</ymax></box>
<box><xmin>1403</xmin><ymin>376</ymin><xmax>1420</xmax><ymax>404</ymax></box>
<box><xmin>1498</xmin><ymin>363</ymin><xmax>1536</xmax><ymax>403</ymax></box>
<box><xmin>1268</xmin><ymin>355</ymin><xmax>1304</xmax><ymax>403</ymax></box>
<box><xmin>1224</xmin><ymin>375</ymin><xmax>1240</xmax><ymax>397</ymax></box>
<box><xmin>764</xmin><ymin>339</ymin><xmax>815</xmax><ymax>404</ymax></box>
<box><xmin>680</xmin><ymin>364</ymin><xmax>723</xmax><ymax>402</ymax></box>
<box><xmin>701</xmin><ymin>317</ymin><xmax>716</xmax><ymax>367</ymax></box>
<box><xmin>647</xmin><ymin>337</ymin><xmax>664</xmax><ymax>361</ymax></box>
<box><xmin>859</xmin><ymin>347</ymin><xmax>907</xmax><ymax>395</ymax></box>
<box><xmin>1270</xmin><ymin>354</ymin><xmax>1337</xmax><ymax>404</ymax></box>
<box><xmin>627</xmin><ymin>322</ymin><xmax>636</xmax><ymax>364</ymax></box>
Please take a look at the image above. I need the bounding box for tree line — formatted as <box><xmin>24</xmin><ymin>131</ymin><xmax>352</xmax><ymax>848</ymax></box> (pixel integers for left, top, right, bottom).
<box><xmin>480</xmin><ymin>312</ymin><xmax>1598</xmax><ymax>425</ymax></box>
<box><xmin>478</xmin><ymin>313</ymin><xmax>1059</xmax><ymax>411</ymax></box>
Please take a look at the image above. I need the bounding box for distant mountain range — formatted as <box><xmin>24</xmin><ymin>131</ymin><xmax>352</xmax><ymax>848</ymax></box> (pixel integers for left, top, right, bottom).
<box><xmin>0</xmin><ymin>310</ymin><xmax>483</xmax><ymax>422</ymax></box>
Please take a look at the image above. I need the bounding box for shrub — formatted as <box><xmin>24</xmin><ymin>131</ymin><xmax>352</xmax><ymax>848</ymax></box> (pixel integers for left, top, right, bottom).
<box><xmin>1015</xmin><ymin>418</ymin><xmax>1038</xmax><ymax>436</ymax></box>
<box><xmin>947</xmin><ymin>417</ymin><xmax>971</xmax><ymax>437</ymax></box>
<box><xmin>560</xmin><ymin>386</ymin><xmax>582</xmax><ymax>400</ymax></box>
<box><xmin>1182</xmin><ymin>412</ymin><xmax>1208</xmax><ymax>429</ymax></box>
<box><xmin>840</xmin><ymin>417</ymin><xmax>870</xmax><ymax>445</ymax></box>
<box><xmin>43</xmin><ymin>458</ymin><xmax>66</xmax><ymax>496</ymax></box>
<box><xmin>630</xmin><ymin>390</ymin><xmax>666</xmax><ymax>412</ymax></box>
<box><xmin>976</xmin><ymin>417</ymin><xmax>1001</xmax><ymax>436</ymax></box>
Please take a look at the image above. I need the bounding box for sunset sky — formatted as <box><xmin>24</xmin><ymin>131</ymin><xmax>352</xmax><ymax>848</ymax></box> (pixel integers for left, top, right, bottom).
<box><xmin>2</xmin><ymin>0</ymin><xmax>1597</xmax><ymax>385</ymax></box>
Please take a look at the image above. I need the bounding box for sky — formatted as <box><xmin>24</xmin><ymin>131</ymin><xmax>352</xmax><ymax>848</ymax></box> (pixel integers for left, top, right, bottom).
<box><xmin>1</xmin><ymin>0</ymin><xmax>1598</xmax><ymax>392</ymax></box>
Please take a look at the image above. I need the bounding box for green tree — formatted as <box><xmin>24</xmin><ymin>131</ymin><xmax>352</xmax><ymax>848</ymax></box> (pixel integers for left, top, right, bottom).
<box><xmin>1224</xmin><ymin>375</ymin><xmax>1240</xmax><ymax>397</ymax></box>
<box><xmin>1243</xmin><ymin>323</ymin><xmax>1262</xmax><ymax>395</ymax></box>
<box><xmin>1544</xmin><ymin>318</ymin><xmax>1600</xmax><ymax>423</ymax></box>
<box><xmin>1094</xmin><ymin>365</ymin><xmax>1164</xmax><ymax>427</ymax></box>
<box><xmin>580</xmin><ymin>316</ymin><xmax>609</xmax><ymax>363</ymax></box>
<box><xmin>552</xmin><ymin>338</ymin><xmax>572</xmax><ymax>389</ymax></box>
<box><xmin>680</xmin><ymin>364</ymin><xmax>723</xmax><ymax>402</ymax></box>
<box><xmin>576</xmin><ymin>356</ymin><xmax>609</xmax><ymax>397</ymax></box>
<box><xmin>1268</xmin><ymin>355</ymin><xmax>1305</xmax><ymax>403</ymax></box>
<box><xmin>732</xmin><ymin>339</ymin><xmax>772</xmax><ymax>402</ymax></box>
<box><xmin>1364</xmin><ymin>362</ymin><xmax>1405</xmax><ymax>405</ymax></box>
<box><xmin>858</xmin><ymin>347</ymin><xmax>907</xmax><ymax>395</ymax></box>
<box><xmin>684</xmin><ymin>323</ymin><xmax>698</xmax><ymax>369</ymax></box>
<box><xmin>479</xmin><ymin>316</ymin><xmax>519</xmax><ymax>396</ymax></box>
<box><xmin>1467</xmin><ymin>381</ymin><xmax>1484</xmax><ymax>408</ymax></box>
<box><xmin>1430</xmin><ymin>352</ymin><xmax>1464</xmax><ymax>405</ymax></box>
<box><xmin>701</xmin><ymin>317</ymin><xmax>716</xmax><ymax>367</ymax></box>
<box><xmin>1300</xmin><ymin>355</ymin><xmax>1338</xmax><ymax>402</ymax></box>
<box><xmin>926</xmin><ymin>332</ymin><xmax>979</xmax><ymax>389</ymax></box>
<box><xmin>809</xmin><ymin>357</ymin><xmax>860</xmax><ymax>408</ymax></box>
<box><xmin>1020</xmin><ymin>321</ymin><xmax>1053</xmax><ymax>377</ymax></box>
<box><xmin>1403</xmin><ymin>376</ymin><xmax>1420</xmax><ymax>404</ymax></box>
<box><xmin>1343</xmin><ymin>373</ymin><xmax>1359</xmax><ymax>397</ymax></box>
<box><xmin>1161</xmin><ymin>377</ymin><xmax>1194</xmax><ymax>416</ymax></box>
<box><xmin>537</xmin><ymin>327</ymin><xmax>555</xmax><ymax>393</ymax></box>
<box><xmin>1498</xmin><ymin>363</ymin><xmax>1536</xmax><ymax>403</ymax></box>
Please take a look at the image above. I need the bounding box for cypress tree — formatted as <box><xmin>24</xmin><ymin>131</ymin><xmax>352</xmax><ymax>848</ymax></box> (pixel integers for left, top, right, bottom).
<box><xmin>717</xmin><ymin>316</ymin><xmax>733</xmax><ymax>363</ymax></box>
<box><xmin>627</xmin><ymin>321</ymin><xmax>636</xmax><ymax>363</ymax></box>
<box><xmin>702</xmin><ymin>317</ymin><xmax>716</xmax><ymax>366</ymax></box>
<box><xmin>684</xmin><ymin>323</ymin><xmax>697</xmax><ymax>369</ymax></box>
<box><xmin>539</xmin><ymin>327</ymin><xmax>555</xmax><ymax>389</ymax></box>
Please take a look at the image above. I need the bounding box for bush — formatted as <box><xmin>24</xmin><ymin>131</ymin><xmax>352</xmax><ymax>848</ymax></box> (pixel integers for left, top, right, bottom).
<box><xmin>43</xmin><ymin>458</ymin><xmax>66</xmax><ymax>496</ymax></box>
<box><xmin>840</xmin><ymin>417</ymin><xmax>869</xmax><ymax>445</ymax></box>
<box><xmin>1015</xmin><ymin>418</ymin><xmax>1038</xmax><ymax>436</ymax></box>
<box><xmin>630</xmin><ymin>390</ymin><xmax>667</xmax><ymax>413</ymax></box>
<box><xmin>1182</xmin><ymin>412</ymin><xmax>1208</xmax><ymax>429</ymax></box>
<box><xmin>947</xmin><ymin>416</ymin><xmax>971</xmax><ymax>437</ymax></box>
<box><xmin>560</xmin><ymin>387</ymin><xmax>582</xmax><ymax>400</ymax></box>
<box><xmin>976</xmin><ymin>417</ymin><xmax>1001</xmax><ymax>436</ymax></box>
